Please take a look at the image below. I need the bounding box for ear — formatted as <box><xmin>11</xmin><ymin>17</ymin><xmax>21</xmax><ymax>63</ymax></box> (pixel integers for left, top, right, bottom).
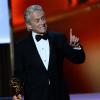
<box><xmin>26</xmin><ymin>23</ymin><xmax>32</xmax><ymax>30</ymax></box>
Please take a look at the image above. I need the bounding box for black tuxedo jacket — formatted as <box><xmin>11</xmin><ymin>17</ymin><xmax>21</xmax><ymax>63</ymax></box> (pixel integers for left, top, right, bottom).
<box><xmin>14</xmin><ymin>31</ymin><xmax>85</xmax><ymax>100</ymax></box>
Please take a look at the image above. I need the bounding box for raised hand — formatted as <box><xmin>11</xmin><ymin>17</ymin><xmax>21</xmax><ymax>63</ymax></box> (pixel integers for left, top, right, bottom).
<box><xmin>69</xmin><ymin>28</ymin><xmax>80</xmax><ymax>48</ymax></box>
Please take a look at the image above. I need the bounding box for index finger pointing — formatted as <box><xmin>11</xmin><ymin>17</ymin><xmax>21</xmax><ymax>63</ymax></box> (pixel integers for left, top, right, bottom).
<box><xmin>70</xmin><ymin>28</ymin><xmax>73</xmax><ymax>39</ymax></box>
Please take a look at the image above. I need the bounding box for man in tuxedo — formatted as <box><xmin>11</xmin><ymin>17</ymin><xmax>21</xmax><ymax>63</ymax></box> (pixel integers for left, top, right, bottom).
<box><xmin>12</xmin><ymin>5</ymin><xmax>85</xmax><ymax>100</ymax></box>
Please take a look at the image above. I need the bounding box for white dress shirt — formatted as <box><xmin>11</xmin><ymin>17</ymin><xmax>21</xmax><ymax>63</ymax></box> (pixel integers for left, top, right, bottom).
<box><xmin>32</xmin><ymin>32</ymin><xmax>81</xmax><ymax>70</ymax></box>
<box><xmin>32</xmin><ymin>32</ymin><xmax>50</xmax><ymax>70</ymax></box>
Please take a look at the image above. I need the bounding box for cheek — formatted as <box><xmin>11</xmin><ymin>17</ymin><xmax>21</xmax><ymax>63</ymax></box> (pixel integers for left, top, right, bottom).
<box><xmin>31</xmin><ymin>24</ymin><xmax>37</xmax><ymax>29</ymax></box>
<box><xmin>32</xmin><ymin>25</ymin><xmax>40</xmax><ymax>31</ymax></box>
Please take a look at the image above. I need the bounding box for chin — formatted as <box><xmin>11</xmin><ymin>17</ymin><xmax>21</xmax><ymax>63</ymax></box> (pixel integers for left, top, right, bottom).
<box><xmin>40</xmin><ymin>30</ymin><xmax>47</xmax><ymax>33</ymax></box>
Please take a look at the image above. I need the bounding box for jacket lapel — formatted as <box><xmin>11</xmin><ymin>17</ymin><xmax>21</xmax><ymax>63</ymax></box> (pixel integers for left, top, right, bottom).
<box><xmin>47</xmin><ymin>32</ymin><xmax>56</xmax><ymax>71</ymax></box>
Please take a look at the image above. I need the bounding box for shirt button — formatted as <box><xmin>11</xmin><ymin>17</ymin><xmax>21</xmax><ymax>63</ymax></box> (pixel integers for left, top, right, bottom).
<box><xmin>48</xmin><ymin>79</ymin><xmax>50</xmax><ymax>85</ymax></box>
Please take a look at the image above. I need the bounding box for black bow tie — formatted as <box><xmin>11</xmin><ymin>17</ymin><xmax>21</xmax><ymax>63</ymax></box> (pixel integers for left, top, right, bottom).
<box><xmin>35</xmin><ymin>33</ymin><xmax>48</xmax><ymax>41</ymax></box>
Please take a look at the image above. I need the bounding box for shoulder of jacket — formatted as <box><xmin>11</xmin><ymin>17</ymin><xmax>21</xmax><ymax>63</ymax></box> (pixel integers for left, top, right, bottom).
<box><xmin>48</xmin><ymin>31</ymin><xmax>64</xmax><ymax>38</ymax></box>
<box><xmin>14</xmin><ymin>34</ymin><xmax>32</xmax><ymax>48</ymax></box>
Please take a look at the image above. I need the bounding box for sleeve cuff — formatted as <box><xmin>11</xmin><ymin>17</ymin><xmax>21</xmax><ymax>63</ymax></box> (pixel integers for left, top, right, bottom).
<box><xmin>73</xmin><ymin>47</ymin><xmax>81</xmax><ymax>50</ymax></box>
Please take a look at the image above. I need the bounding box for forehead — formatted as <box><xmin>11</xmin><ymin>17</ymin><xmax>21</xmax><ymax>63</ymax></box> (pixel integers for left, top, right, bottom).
<box><xmin>29</xmin><ymin>10</ymin><xmax>45</xmax><ymax>19</ymax></box>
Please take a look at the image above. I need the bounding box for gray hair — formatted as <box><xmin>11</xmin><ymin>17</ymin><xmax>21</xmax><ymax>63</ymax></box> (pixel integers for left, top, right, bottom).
<box><xmin>24</xmin><ymin>5</ymin><xmax>44</xmax><ymax>24</ymax></box>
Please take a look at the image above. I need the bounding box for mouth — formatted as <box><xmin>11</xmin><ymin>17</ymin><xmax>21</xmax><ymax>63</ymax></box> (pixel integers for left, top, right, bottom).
<box><xmin>40</xmin><ymin>27</ymin><xmax>46</xmax><ymax>29</ymax></box>
<box><xmin>40</xmin><ymin>25</ymin><xmax>47</xmax><ymax>30</ymax></box>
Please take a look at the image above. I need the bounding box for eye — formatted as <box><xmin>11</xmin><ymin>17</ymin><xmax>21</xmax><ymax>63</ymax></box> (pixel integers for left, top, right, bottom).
<box><xmin>41</xmin><ymin>16</ymin><xmax>45</xmax><ymax>21</ymax></box>
<box><xmin>34</xmin><ymin>19</ymin><xmax>39</xmax><ymax>23</ymax></box>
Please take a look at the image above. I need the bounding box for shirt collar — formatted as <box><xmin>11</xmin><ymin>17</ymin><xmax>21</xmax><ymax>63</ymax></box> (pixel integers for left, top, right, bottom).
<box><xmin>32</xmin><ymin>31</ymin><xmax>39</xmax><ymax>42</ymax></box>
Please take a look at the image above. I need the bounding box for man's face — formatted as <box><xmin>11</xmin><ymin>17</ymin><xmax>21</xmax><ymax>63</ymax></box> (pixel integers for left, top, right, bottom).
<box><xmin>27</xmin><ymin>10</ymin><xmax>47</xmax><ymax>34</ymax></box>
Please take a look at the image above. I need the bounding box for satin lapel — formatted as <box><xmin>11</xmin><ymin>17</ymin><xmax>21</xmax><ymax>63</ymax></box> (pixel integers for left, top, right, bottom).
<box><xmin>48</xmin><ymin>32</ymin><xmax>55</xmax><ymax>71</ymax></box>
